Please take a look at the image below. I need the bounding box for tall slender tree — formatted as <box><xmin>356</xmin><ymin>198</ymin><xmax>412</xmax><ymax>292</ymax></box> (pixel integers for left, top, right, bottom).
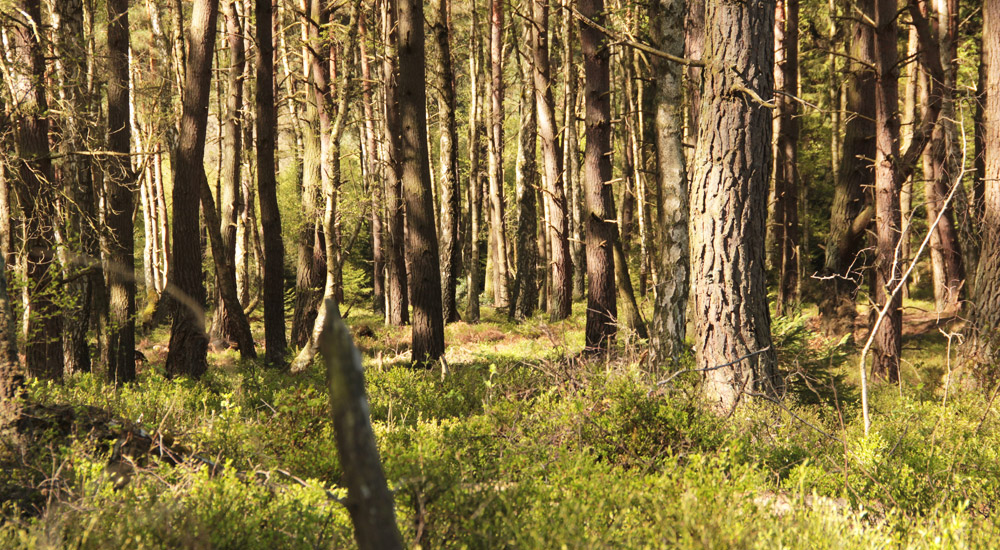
<box><xmin>649</xmin><ymin>0</ymin><xmax>689</xmax><ymax>363</ymax></box>
<box><xmin>166</xmin><ymin>0</ymin><xmax>220</xmax><ymax>377</ymax></box>
<box><xmin>398</xmin><ymin>0</ymin><xmax>445</xmax><ymax>362</ymax></box>
<box><xmin>532</xmin><ymin>0</ymin><xmax>572</xmax><ymax>321</ymax></box>
<box><xmin>107</xmin><ymin>0</ymin><xmax>137</xmax><ymax>383</ymax></box>
<box><xmin>8</xmin><ymin>0</ymin><xmax>64</xmax><ymax>381</ymax></box>
<box><xmin>432</xmin><ymin>0</ymin><xmax>462</xmax><ymax>324</ymax></box>
<box><xmin>487</xmin><ymin>0</ymin><xmax>511</xmax><ymax>308</ymax></box>
<box><xmin>772</xmin><ymin>0</ymin><xmax>800</xmax><ymax>315</ymax></box>
<box><xmin>257</xmin><ymin>0</ymin><xmax>288</xmax><ymax>365</ymax></box>
<box><xmin>510</xmin><ymin>30</ymin><xmax>538</xmax><ymax>321</ymax></box>
<box><xmin>580</xmin><ymin>0</ymin><xmax>618</xmax><ymax>351</ymax></box>
<box><xmin>383</xmin><ymin>0</ymin><xmax>410</xmax><ymax>326</ymax></box>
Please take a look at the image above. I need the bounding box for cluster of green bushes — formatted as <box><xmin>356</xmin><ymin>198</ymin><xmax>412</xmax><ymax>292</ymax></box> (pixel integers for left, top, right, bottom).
<box><xmin>2</xmin><ymin>311</ymin><xmax>999</xmax><ymax>548</ymax></box>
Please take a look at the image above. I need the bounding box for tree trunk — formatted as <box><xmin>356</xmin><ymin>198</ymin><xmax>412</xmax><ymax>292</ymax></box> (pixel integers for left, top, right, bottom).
<box><xmin>689</xmin><ymin>0</ymin><xmax>779</xmax><ymax>410</ymax></box>
<box><xmin>0</xmin><ymin>140</ymin><xmax>19</xmax><ymax>399</ymax></box>
<box><xmin>972</xmin><ymin>0</ymin><xmax>1000</xmax><ymax>370</ymax></box>
<box><xmin>510</xmin><ymin>35</ymin><xmax>538</xmax><ymax>321</ymax></box>
<box><xmin>8</xmin><ymin>0</ymin><xmax>64</xmax><ymax>382</ymax></box>
<box><xmin>921</xmin><ymin>0</ymin><xmax>964</xmax><ymax>313</ymax></box>
<box><xmin>359</xmin><ymin>9</ymin><xmax>385</xmax><ymax>316</ymax></box>
<box><xmin>532</xmin><ymin>0</ymin><xmax>572</xmax><ymax>321</ymax></box>
<box><xmin>869</xmin><ymin>0</ymin><xmax>903</xmax><ymax>381</ymax></box>
<box><xmin>106</xmin><ymin>0</ymin><xmax>137</xmax><ymax>383</ymax></box>
<box><xmin>563</xmin><ymin>2</ymin><xmax>585</xmax><ymax>301</ymax></box>
<box><xmin>291</xmin><ymin>0</ymin><xmax>330</xmax><ymax>346</ymax></box>
<box><xmin>166</xmin><ymin>0</ymin><xmax>221</xmax><ymax>377</ymax></box>
<box><xmin>383</xmin><ymin>0</ymin><xmax>410</xmax><ymax>326</ymax></box>
<box><xmin>580</xmin><ymin>0</ymin><xmax>617</xmax><ymax>352</ymax></box>
<box><xmin>432</xmin><ymin>0</ymin><xmax>462</xmax><ymax>324</ymax></box>
<box><xmin>257</xmin><ymin>0</ymin><xmax>288</xmax><ymax>365</ymax></box>
<box><xmin>291</xmin><ymin>0</ymin><xmax>361</xmax><ymax>372</ymax></box>
<box><xmin>772</xmin><ymin>0</ymin><xmax>800</xmax><ymax>315</ymax></box>
<box><xmin>466</xmin><ymin>0</ymin><xmax>486</xmax><ymax>323</ymax></box>
<box><xmin>820</xmin><ymin>0</ymin><xmax>875</xmax><ymax>333</ymax></box>
<box><xmin>487</xmin><ymin>0</ymin><xmax>511</xmax><ymax>309</ymax></box>
<box><xmin>649</xmin><ymin>0</ymin><xmax>689</xmax><ymax>363</ymax></box>
<box><xmin>397</xmin><ymin>0</ymin><xmax>446</xmax><ymax>362</ymax></box>
<box><xmin>212</xmin><ymin>0</ymin><xmax>250</xmax><ymax>344</ymax></box>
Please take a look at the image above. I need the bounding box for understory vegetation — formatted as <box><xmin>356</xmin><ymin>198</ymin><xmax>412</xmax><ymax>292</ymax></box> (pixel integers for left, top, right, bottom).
<box><xmin>2</xmin><ymin>303</ymin><xmax>998</xmax><ymax>549</ymax></box>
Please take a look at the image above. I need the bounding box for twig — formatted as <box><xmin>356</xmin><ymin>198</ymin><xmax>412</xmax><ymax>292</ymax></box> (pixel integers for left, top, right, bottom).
<box><xmin>655</xmin><ymin>346</ymin><xmax>772</xmax><ymax>388</ymax></box>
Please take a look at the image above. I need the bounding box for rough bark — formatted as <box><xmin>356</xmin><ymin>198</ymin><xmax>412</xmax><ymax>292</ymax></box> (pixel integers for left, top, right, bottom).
<box><xmin>870</xmin><ymin>0</ymin><xmax>902</xmax><ymax>381</ymax></box>
<box><xmin>8</xmin><ymin>0</ymin><xmax>64</xmax><ymax>381</ymax></box>
<box><xmin>649</xmin><ymin>0</ymin><xmax>690</xmax><ymax>363</ymax></box>
<box><xmin>212</xmin><ymin>0</ymin><xmax>250</xmax><ymax>344</ymax></box>
<box><xmin>533</xmin><ymin>0</ymin><xmax>572</xmax><ymax>321</ymax></box>
<box><xmin>0</xmin><ymin>145</ymin><xmax>19</xmax><ymax>399</ymax></box>
<box><xmin>510</xmin><ymin>40</ymin><xmax>538</xmax><ymax>321</ymax></box>
<box><xmin>166</xmin><ymin>0</ymin><xmax>221</xmax><ymax>377</ymax></box>
<box><xmin>772</xmin><ymin>0</ymin><xmax>800</xmax><ymax>315</ymax></box>
<box><xmin>359</xmin><ymin>9</ymin><xmax>385</xmax><ymax>316</ymax></box>
<box><xmin>580</xmin><ymin>0</ymin><xmax>618</xmax><ymax>352</ymax></box>
<box><xmin>257</xmin><ymin>0</ymin><xmax>288</xmax><ymax>365</ymax></box>
<box><xmin>487</xmin><ymin>0</ymin><xmax>511</xmax><ymax>308</ymax></box>
<box><xmin>820</xmin><ymin>0</ymin><xmax>876</xmax><ymax>332</ymax></box>
<box><xmin>107</xmin><ymin>0</ymin><xmax>137</xmax><ymax>384</ymax></box>
<box><xmin>432</xmin><ymin>0</ymin><xmax>462</xmax><ymax>324</ymax></box>
<box><xmin>291</xmin><ymin>0</ymin><xmax>330</xmax><ymax>346</ymax></box>
<box><xmin>290</xmin><ymin>0</ymin><xmax>361</xmax><ymax>373</ymax></box>
<box><xmin>972</xmin><ymin>0</ymin><xmax>1000</xmax><ymax>370</ymax></box>
<box><xmin>466</xmin><ymin>0</ymin><xmax>486</xmax><ymax>323</ymax></box>
<box><xmin>563</xmin><ymin>2</ymin><xmax>585</xmax><ymax>301</ymax></box>
<box><xmin>921</xmin><ymin>0</ymin><xmax>964</xmax><ymax>313</ymax></box>
<box><xmin>383</xmin><ymin>0</ymin><xmax>410</xmax><ymax>326</ymax></box>
<box><xmin>399</xmin><ymin>0</ymin><xmax>446</xmax><ymax>362</ymax></box>
<box><xmin>689</xmin><ymin>0</ymin><xmax>780</xmax><ymax>410</ymax></box>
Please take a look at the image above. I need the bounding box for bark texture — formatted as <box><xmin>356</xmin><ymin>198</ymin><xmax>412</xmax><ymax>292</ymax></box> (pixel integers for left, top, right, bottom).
<box><xmin>973</xmin><ymin>0</ymin><xmax>1000</xmax><ymax>372</ymax></box>
<box><xmin>689</xmin><ymin>0</ymin><xmax>780</xmax><ymax>410</ymax></box>
<box><xmin>649</xmin><ymin>0</ymin><xmax>690</xmax><ymax>363</ymax></box>
<box><xmin>510</xmin><ymin>40</ymin><xmax>538</xmax><ymax>321</ymax></box>
<box><xmin>9</xmin><ymin>0</ymin><xmax>64</xmax><ymax>381</ymax></box>
<box><xmin>107</xmin><ymin>0</ymin><xmax>137</xmax><ymax>384</ymax></box>
<box><xmin>257</xmin><ymin>0</ymin><xmax>288</xmax><ymax>365</ymax></box>
<box><xmin>166</xmin><ymin>0</ymin><xmax>220</xmax><ymax>377</ymax></box>
<box><xmin>487</xmin><ymin>0</ymin><xmax>511</xmax><ymax>308</ymax></box>
<box><xmin>383</xmin><ymin>0</ymin><xmax>410</xmax><ymax>326</ymax></box>
<box><xmin>580</xmin><ymin>0</ymin><xmax>618</xmax><ymax>352</ymax></box>
<box><xmin>399</xmin><ymin>0</ymin><xmax>446</xmax><ymax>362</ymax></box>
<box><xmin>772</xmin><ymin>0</ymin><xmax>800</xmax><ymax>315</ymax></box>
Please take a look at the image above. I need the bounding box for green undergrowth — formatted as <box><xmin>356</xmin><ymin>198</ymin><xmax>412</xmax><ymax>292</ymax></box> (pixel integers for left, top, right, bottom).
<box><xmin>2</xmin><ymin>307</ymin><xmax>1000</xmax><ymax>548</ymax></box>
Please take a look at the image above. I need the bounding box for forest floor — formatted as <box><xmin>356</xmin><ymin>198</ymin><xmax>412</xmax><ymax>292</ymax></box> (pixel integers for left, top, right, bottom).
<box><xmin>2</xmin><ymin>299</ymin><xmax>1000</xmax><ymax>548</ymax></box>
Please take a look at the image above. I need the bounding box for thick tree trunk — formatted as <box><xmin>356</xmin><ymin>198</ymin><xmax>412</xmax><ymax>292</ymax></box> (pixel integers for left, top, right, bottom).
<box><xmin>487</xmin><ymin>0</ymin><xmax>511</xmax><ymax>309</ymax></box>
<box><xmin>689</xmin><ymin>0</ymin><xmax>780</xmax><ymax>410</ymax></box>
<box><xmin>107</xmin><ymin>0</ymin><xmax>137</xmax><ymax>383</ymax></box>
<box><xmin>433</xmin><ymin>0</ymin><xmax>462</xmax><ymax>324</ymax></box>
<box><xmin>8</xmin><ymin>0</ymin><xmax>64</xmax><ymax>382</ymax></box>
<box><xmin>820</xmin><ymin>0</ymin><xmax>876</xmax><ymax>332</ymax></box>
<box><xmin>580</xmin><ymin>0</ymin><xmax>617</xmax><ymax>352</ymax></box>
<box><xmin>166</xmin><ymin>0</ymin><xmax>220</xmax><ymax>377</ymax></box>
<box><xmin>532</xmin><ymin>0</ymin><xmax>572</xmax><ymax>321</ymax></box>
<box><xmin>510</xmin><ymin>40</ymin><xmax>538</xmax><ymax>321</ymax></box>
<box><xmin>972</xmin><ymin>0</ymin><xmax>1000</xmax><ymax>369</ymax></box>
<box><xmin>257</xmin><ymin>0</ymin><xmax>288</xmax><ymax>365</ymax></box>
<box><xmin>383</xmin><ymin>0</ymin><xmax>410</xmax><ymax>326</ymax></box>
<box><xmin>399</xmin><ymin>0</ymin><xmax>446</xmax><ymax>362</ymax></box>
<box><xmin>212</xmin><ymin>0</ymin><xmax>250</xmax><ymax>344</ymax></box>
<box><xmin>649</xmin><ymin>0</ymin><xmax>689</xmax><ymax>363</ymax></box>
<box><xmin>772</xmin><ymin>0</ymin><xmax>800</xmax><ymax>315</ymax></box>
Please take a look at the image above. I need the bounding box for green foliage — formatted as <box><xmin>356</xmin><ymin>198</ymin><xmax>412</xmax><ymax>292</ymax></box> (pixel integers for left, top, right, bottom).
<box><xmin>4</xmin><ymin>308</ymin><xmax>1000</xmax><ymax>548</ymax></box>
